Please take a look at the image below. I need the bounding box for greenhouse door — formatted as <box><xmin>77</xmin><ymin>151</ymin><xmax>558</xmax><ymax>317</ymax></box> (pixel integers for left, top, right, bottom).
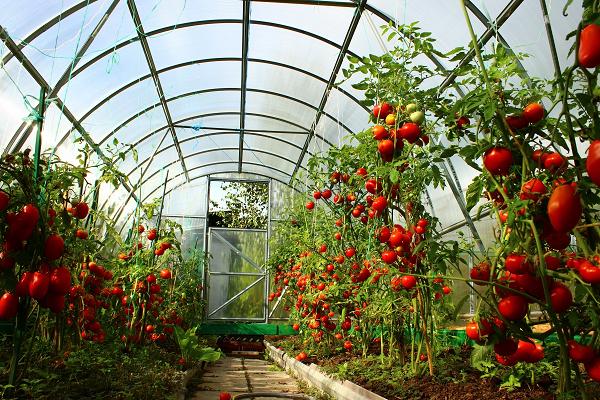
<box><xmin>206</xmin><ymin>228</ymin><xmax>268</xmax><ymax>321</ymax></box>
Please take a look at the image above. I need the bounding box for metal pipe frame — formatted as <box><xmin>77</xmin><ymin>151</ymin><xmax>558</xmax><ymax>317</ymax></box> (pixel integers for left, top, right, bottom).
<box><xmin>128</xmin><ymin>133</ymin><xmax>309</xmax><ymax>178</ymax></box>
<box><xmin>292</xmin><ymin>0</ymin><xmax>368</xmax><ymax>179</ymax></box>
<box><xmin>94</xmin><ymin>87</ymin><xmax>354</xmax><ymax>148</ymax></box>
<box><xmin>116</xmin><ymin>162</ymin><xmax>302</xmax><ymax>230</ymax></box>
<box><xmin>239</xmin><ymin>1</ymin><xmax>251</xmax><ymax>173</ymax></box>
<box><xmin>126</xmin><ymin>0</ymin><xmax>189</xmax><ymax>181</ymax></box>
<box><xmin>0</xmin><ymin>24</ymin><xmax>141</xmax><ymax>204</ymax></box>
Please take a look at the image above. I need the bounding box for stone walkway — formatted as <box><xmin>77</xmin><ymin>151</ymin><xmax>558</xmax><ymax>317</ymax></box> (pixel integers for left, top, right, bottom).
<box><xmin>188</xmin><ymin>357</ymin><xmax>304</xmax><ymax>399</ymax></box>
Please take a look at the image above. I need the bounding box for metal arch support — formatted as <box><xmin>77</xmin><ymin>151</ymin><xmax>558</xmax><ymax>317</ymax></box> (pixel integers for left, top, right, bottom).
<box><xmin>130</xmin><ymin>131</ymin><xmax>311</xmax><ymax>177</ymax></box>
<box><xmin>0</xmin><ymin>24</ymin><xmax>140</xmax><ymax>204</ymax></box>
<box><xmin>437</xmin><ymin>0</ymin><xmax>525</xmax><ymax>93</ymax></box>
<box><xmin>126</xmin><ymin>0</ymin><xmax>189</xmax><ymax>182</ymax></box>
<box><xmin>94</xmin><ymin>87</ymin><xmax>353</xmax><ymax>147</ymax></box>
<box><xmin>239</xmin><ymin>0</ymin><xmax>251</xmax><ymax>173</ymax></box>
<box><xmin>5</xmin><ymin>0</ymin><xmax>120</xmax><ymax>154</ymax></box>
<box><xmin>127</xmin><ymin>111</ymin><xmax>331</xmax><ymax>153</ymax></box>
<box><xmin>292</xmin><ymin>0</ymin><xmax>367</xmax><ymax>179</ymax></box>
<box><xmin>54</xmin><ymin>57</ymin><xmax>367</xmax><ymax>149</ymax></box>
<box><xmin>0</xmin><ymin>0</ymin><xmax>101</xmax><ymax>66</ymax></box>
<box><xmin>115</xmin><ymin>162</ymin><xmax>302</xmax><ymax>229</ymax></box>
<box><xmin>126</xmin><ymin>146</ymin><xmax>307</xmax><ymax>180</ymax></box>
<box><xmin>62</xmin><ymin>19</ymin><xmax>362</xmax><ymax>85</ymax></box>
<box><xmin>101</xmin><ymin>146</ymin><xmax>304</xmax><ymax>225</ymax></box>
<box><xmin>464</xmin><ymin>1</ymin><xmax>530</xmax><ymax>84</ymax></box>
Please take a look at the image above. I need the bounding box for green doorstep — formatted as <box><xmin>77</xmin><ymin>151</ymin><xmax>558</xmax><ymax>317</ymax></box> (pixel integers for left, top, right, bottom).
<box><xmin>196</xmin><ymin>322</ymin><xmax>298</xmax><ymax>336</ymax></box>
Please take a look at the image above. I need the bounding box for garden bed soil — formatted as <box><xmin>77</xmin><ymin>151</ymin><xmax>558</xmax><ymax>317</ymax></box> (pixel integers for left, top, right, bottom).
<box><xmin>267</xmin><ymin>336</ymin><xmax>598</xmax><ymax>400</ymax></box>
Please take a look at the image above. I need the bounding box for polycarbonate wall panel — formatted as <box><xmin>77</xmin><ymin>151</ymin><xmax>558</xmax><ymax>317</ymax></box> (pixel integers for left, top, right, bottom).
<box><xmin>270</xmin><ymin>180</ymin><xmax>295</xmax><ymax>220</ymax></box>
<box><xmin>246</xmin><ymin>61</ymin><xmax>326</xmax><ymax>110</ymax></box>
<box><xmin>166</xmin><ymin>91</ymin><xmax>240</xmax><ymax>125</ymax></box>
<box><xmin>147</xmin><ymin>24</ymin><xmax>242</xmax><ymax>71</ymax></box>
<box><xmin>62</xmin><ymin>43</ymin><xmax>152</xmax><ymax>119</ymax></box>
<box><xmin>243</xmin><ymin>134</ymin><xmax>304</xmax><ymax>159</ymax></box>
<box><xmin>499</xmin><ymin>1</ymin><xmax>582</xmax><ymax>80</ymax></box>
<box><xmin>137</xmin><ymin>0</ymin><xmax>241</xmax><ymax>32</ymax></box>
<box><xmin>162</xmin><ymin>177</ymin><xmax>209</xmax><ymax>216</ymax></box>
<box><xmin>100</xmin><ymin>105</ymin><xmax>167</xmax><ymax>146</ymax></box>
<box><xmin>163</xmin><ymin>216</ymin><xmax>206</xmax><ymax>255</ymax></box>
<box><xmin>245</xmin><ymin>91</ymin><xmax>315</xmax><ymax>133</ymax></box>
<box><xmin>185</xmin><ymin>149</ymin><xmax>240</xmax><ymax>171</ymax></box>
<box><xmin>160</xmin><ymin>60</ymin><xmax>241</xmax><ymax>100</ymax></box>
<box><xmin>243</xmin><ymin>114</ymin><xmax>307</xmax><ymax>133</ymax></box>
<box><xmin>251</xmin><ymin>2</ymin><xmax>355</xmax><ymax>46</ymax></box>
<box><xmin>242</xmin><ymin>149</ymin><xmax>294</xmax><ymax>177</ymax></box>
<box><xmin>366</xmin><ymin>1</ymin><xmax>487</xmax><ymax>56</ymax></box>
<box><xmin>20</xmin><ymin>0</ymin><xmax>109</xmax><ymax>87</ymax></box>
<box><xmin>323</xmin><ymin>86</ymin><xmax>369</xmax><ymax>134</ymax></box>
<box><xmin>76</xmin><ymin>81</ymin><xmax>161</xmax><ymax>138</ymax></box>
<box><xmin>249</xmin><ymin>23</ymin><xmax>338</xmax><ymax>82</ymax></box>
<box><xmin>1</xmin><ymin>0</ymin><xmax>82</xmax><ymax>40</ymax></box>
<box><xmin>179</xmin><ymin>132</ymin><xmax>240</xmax><ymax>155</ymax></box>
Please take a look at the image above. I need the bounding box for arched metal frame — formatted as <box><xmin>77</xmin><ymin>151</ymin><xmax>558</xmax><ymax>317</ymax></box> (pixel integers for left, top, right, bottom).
<box><xmin>0</xmin><ymin>0</ymin><xmax>537</xmax><ymax>241</ymax></box>
<box><xmin>115</xmin><ymin>161</ymin><xmax>300</xmax><ymax>228</ymax></box>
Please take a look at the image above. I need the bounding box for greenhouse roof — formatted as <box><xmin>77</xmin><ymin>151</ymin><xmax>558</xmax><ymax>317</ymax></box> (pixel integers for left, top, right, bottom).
<box><xmin>0</xmin><ymin>0</ymin><xmax>583</xmax><ymax>232</ymax></box>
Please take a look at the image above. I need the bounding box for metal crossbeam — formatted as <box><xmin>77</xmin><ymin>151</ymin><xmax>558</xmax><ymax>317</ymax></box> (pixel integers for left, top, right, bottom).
<box><xmin>437</xmin><ymin>0</ymin><xmax>525</xmax><ymax>93</ymax></box>
<box><xmin>291</xmin><ymin>0</ymin><xmax>367</xmax><ymax>179</ymax></box>
<box><xmin>239</xmin><ymin>0</ymin><xmax>251</xmax><ymax>172</ymax></box>
<box><xmin>126</xmin><ymin>0</ymin><xmax>190</xmax><ymax>181</ymax></box>
<box><xmin>0</xmin><ymin>24</ymin><xmax>140</xmax><ymax>203</ymax></box>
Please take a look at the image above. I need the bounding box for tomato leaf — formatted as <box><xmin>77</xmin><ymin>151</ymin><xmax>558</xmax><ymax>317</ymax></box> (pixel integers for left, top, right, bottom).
<box><xmin>465</xmin><ymin>176</ymin><xmax>484</xmax><ymax>212</ymax></box>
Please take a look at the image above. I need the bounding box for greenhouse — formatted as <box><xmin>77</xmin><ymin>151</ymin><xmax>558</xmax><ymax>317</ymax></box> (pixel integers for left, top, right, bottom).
<box><xmin>0</xmin><ymin>0</ymin><xmax>599</xmax><ymax>399</ymax></box>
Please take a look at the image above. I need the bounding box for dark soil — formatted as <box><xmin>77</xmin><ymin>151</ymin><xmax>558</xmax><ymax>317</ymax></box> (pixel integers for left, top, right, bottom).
<box><xmin>267</xmin><ymin>336</ymin><xmax>599</xmax><ymax>400</ymax></box>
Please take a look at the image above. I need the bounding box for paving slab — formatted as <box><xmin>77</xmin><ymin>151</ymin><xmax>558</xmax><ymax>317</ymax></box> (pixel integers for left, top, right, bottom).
<box><xmin>187</xmin><ymin>357</ymin><xmax>305</xmax><ymax>399</ymax></box>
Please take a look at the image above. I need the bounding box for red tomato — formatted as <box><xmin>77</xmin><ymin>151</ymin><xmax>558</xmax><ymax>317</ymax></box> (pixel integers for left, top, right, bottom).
<box><xmin>313</xmin><ymin>191</ymin><xmax>321</xmax><ymax>200</ymax></box>
<box><xmin>0</xmin><ymin>252</ymin><xmax>14</xmax><ymax>271</ymax></box>
<box><xmin>568</xmin><ymin>340</ymin><xmax>595</xmax><ymax>363</ymax></box>
<box><xmin>465</xmin><ymin>321</ymin><xmax>482</xmax><ymax>341</ymax></box>
<box><xmin>305</xmin><ymin>201</ymin><xmax>315</xmax><ymax>210</ymax></box>
<box><xmin>498</xmin><ymin>295</ymin><xmax>528</xmax><ymax>321</ymax></box>
<box><xmin>219</xmin><ymin>392</ymin><xmax>233</xmax><ymax>400</ymax></box>
<box><xmin>345</xmin><ymin>248</ymin><xmax>356</xmax><ymax>258</ymax></box>
<box><xmin>543</xmin><ymin>152</ymin><xmax>566</xmax><ymax>172</ymax></box>
<box><xmin>159</xmin><ymin>268</ymin><xmax>172</xmax><ymax>279</ymax></box>
<box><xmin>73</xmin><ymin>202</ymin><xmax>89</xmax><ymax>219</ymax></box>
<box><xmin>44</xmin><ymin>234</ymin><xmax>65</xmax><ymax>261</ymax></box>
<box><xmin>401</xmin><ymin>275</ymin><xmax>417</xmax><ymax>290</ymax></box>
<box><xmin>585</xmin><ymin>357</ymin><xmax>600</xmax><ymax>382</ymax></box>
<box><xmin>16</xmin><ymin>272</ymin><xmax>33</xmax><ymax>297</ymax></box>
<box><xmin>0</xmin><ymin>292</ymin><xmax>19</xmax><ymax>320</ymax></box>
<box><xmin>75</xmin><ymin>229</ymin><xmax>88</xmax><ymax>239</ymax></box>
<box><xmin>398</xmin><ymin>122</ymin><xmax>421</xmax><ymax>144</ymax></box>
<box><xmin>506</xmin><ymin>115</ymin><xmax>528</xmax><ymax>130</ymax></box>
<box><xmin>495</xmin><ymin>352</ymin><xmax>518</xmax><ymax>366</ymax></box>
<box><xmin>49</xmin><ymin>267</ymin><xmax>71</xmax><ymax>295</ymax></box>
<box><xmin>356</xmin><ymin>167</ymin><xmax>367</xmax><ymax>177</ymax></box>
<box><xmin>483</xmin><ymin>147</ymin><xmax>513</xmax><ymax>176</ymax></box>
<box><xmin>587</xmin><ymin>140</ymin><xmax>600</xmax><ymax>186</ymax></box>
<box><xmin>578</xmin><ymin>261</ymin><xmax>600</xmax><ymax>284</ymax></box>
<box><xmin>147</xmin><ymin>228</ymin><xmax>157</xmax><ymax>241</ymax></box>
<box><xmin>522</xmin><ymin>103</ymin><xmax>544</xmax><ymax>124</ymax></box>
<box><xmin>0</xmin><ymin>190</ymin><xmax>9</xmax><ymax>212</ymax></box>
<box><xmin>547</xmin><ymin>184</ymin><xmax>582</xmax><ymax>232</ymax></box>
<box><xmin>365</xmin><ymin>179</ymin><xmax>382</xmax><ymax>194</ymax></box>
<box><xmin>381</xmin><ymin>250</ymin><xmax>397</xmax><ymax>264</ymax></box>
<box><xmin>578</xmin><ymin>24</ymin><xmax>600</xmax><ymax>68</ymax></box>
<box><xmin>378</xmin><ymin>140</ymin><xmax>395</xmax><ymax>161</ymax></box>
<box><xmin>520</xmin><ymin>178</ymin><xmax>547</xmax><ymax>201</ymax></box>
<box><xmin>456</xmin><ymin>116</ymin><xmax>470</xmax><ymax>129</ymax></box>
<box><xmin>372</xmin><ymin>125</ymin><xmax>389</xmax><ymax>140</ymax></box>
<box><xmin>505</xmin><ymin>254</ymin><xmax>532</xmax><ymax>274</ymax></box>
<box><xmin>321</xmin><ymin>189</ymin><xmax>332</xmax><ymax>199</ymax></box>
<box><xmin>343</xmin><ymin>340</ymin><xmax>353</xmax><ymax>350</ymax></box>
<box><xmin>372</xmin><ymin>102</ymin><xmax>392</xmax><ymax>119</ymax></box>
<box><xmin>470</xmin><ymin>262</ymin><xmax>490</xmax><ymax>285</ymax></box>
<box><xmin>29</xmin><ymin>271</ymin><xmax>50</xmax><ymax>300</ymax></box>
<box><xmin>372</xmin><ymin>196</ymin><xmax>387</xmax><ymax>213</ymax></box>
<box><xmin>549</xmin><ymin>282</ymin><xmax>573</xmax><ymax>313</ymax></box>
<box><xmin>494</xmin><ymin>337</ymin><xmax>518</xmax><ymax>356</ymax></box>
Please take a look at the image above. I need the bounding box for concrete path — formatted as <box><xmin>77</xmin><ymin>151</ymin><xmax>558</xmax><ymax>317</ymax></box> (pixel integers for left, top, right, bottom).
<box><xmin>188</xmin><ymin>357</ymin><xmax>304</xmax><ymax>399</ymax></box>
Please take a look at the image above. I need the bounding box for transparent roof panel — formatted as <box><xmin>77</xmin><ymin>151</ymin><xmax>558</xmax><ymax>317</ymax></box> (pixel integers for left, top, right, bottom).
<box><xmin>160</xmin><ymin>60</ymin><xmax>241</xmax><ymax>100</ymax></box>
<box><xmin>247</xmin><ymin>61</ymin><xmax>326</xmax><ymax>110</ymax></box>
<box><xmin>242</xmin><ymin>148</ymin><xmax>295</xmax><ymax>177</ymax></box>
<box><xmin>251</xmin><ymin>2</ymin><xmax>355</xmax><ymax>46</ymax></box>
<box><xmin>96</xmin><ymin>104</ymin><xmax>167</xmax><ymax>146</ymax></box>
<box><xmin>59</xmin><ymin>40</ymin><xmax>150</xmax><ymax>118</ymax></box>
<box><xmin>166</xmin><ymin>90</ymin><xmax>240</xmax><ymax>125</ymax></box>
<box><xmin>179</xmin><ymin>132</ymin><xmax>239</xmax><ymax>155</ymax></box>
<box><xmin>137</xmin><ymin>0</ymin><xmax>241</xmax><ymax>33</ymax></box>
<box><xmin>243</xmin><ymin>114</ymin><xmax>307</xmax><ymax>133</ymax></box>
<box><xmin>147</xmin><ymin>23</ymin><xmax>242</xmax><ymax>71</ymax></box>
<box><xmin>245</xmin><ymin>91</ymin><xmax>316</xmax><ymax>132</ymax></box>
<box><xmin>1</xmin><ymin>0</ymin><xmax>82</xmax><ymax>40</ymax></box>
<box><xmin>185</xmin><ymin>149</ymin><xmax>239</xmax><ymax>171</ymax></box>
<box><xmin>248</xmin><ymin>23</ymin><xmax>339</xmax><ymax>81</ymax></box>
<box><xmin>244</xmin><ymin>133</ymin><xmax>305</xmax><ymax>157</ymax></box>
<box><xmin>21</xmin><ymin>0</ymin><xmax>109</xmax><ymax>87</ymax></box>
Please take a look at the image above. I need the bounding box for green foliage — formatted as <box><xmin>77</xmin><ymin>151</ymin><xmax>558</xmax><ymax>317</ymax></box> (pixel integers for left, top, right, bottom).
<box><xmin>173</xmin><ymin>326</ymin><xmax>222</xmax><ymax>363</ymax></box>
<box><xmin>210</xmin><ymin>181</ymin><xmax>268</xmax><ymax>229</ymax></box>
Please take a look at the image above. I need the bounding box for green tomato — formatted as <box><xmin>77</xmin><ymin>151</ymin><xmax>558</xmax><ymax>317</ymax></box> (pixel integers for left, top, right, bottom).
<box><xmin>410</xmin><ymin>111</ymin><xmax>425</xmax><ymax>125</ymax></box>
<box><xmin>405</xmin><ymin>103</ymin><xmax>418</xmax><ymax>113</ymax></box>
